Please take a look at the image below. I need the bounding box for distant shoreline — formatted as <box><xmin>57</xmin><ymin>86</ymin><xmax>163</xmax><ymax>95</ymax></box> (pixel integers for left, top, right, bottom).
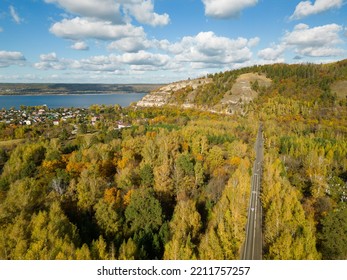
<box><xmin>0</xmin><ymin>92</ymin><xmax>146</xmax><ymax>96</ymax></box>
<box><xmin>0</xmin><ymin>83</ymin><xmax>163</xmax><ymax>96</ymax></box>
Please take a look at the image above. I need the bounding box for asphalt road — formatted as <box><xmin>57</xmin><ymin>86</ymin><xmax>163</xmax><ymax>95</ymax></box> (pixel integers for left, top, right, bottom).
<box><xmin>241</xmin><ymin>124</ymin><xmax>264</xmax><ymax>260</ymax></box>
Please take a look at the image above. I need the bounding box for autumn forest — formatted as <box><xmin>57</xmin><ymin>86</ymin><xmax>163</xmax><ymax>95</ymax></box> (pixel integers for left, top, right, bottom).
<box><xmin>0</xmin><ymin>60</ymin><xmax>346</xmax><ymax>260</ymax></box>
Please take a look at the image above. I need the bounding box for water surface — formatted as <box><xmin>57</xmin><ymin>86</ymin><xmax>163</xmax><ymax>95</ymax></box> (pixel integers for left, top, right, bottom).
<box><xmin>0</xmin><ymin>93</ymin><xmax>146</xmax><ymax>109</ymax></box>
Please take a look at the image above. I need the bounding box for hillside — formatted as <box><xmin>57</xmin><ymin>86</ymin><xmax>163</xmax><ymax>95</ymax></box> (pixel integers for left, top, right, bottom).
<box><xmin>137</xmin><ymin>73</ymin><xmax>272</xmax><ymax>114</ymax></box>
<box><xmin>137</xmin><ymin>60</ymin><xmax>347</xmax><ymax>112</ymax></box>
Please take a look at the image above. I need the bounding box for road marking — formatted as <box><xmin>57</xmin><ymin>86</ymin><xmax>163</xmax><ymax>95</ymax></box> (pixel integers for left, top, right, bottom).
<box><xmin>252</xmin><ymin>188</ymin><xmax>258</xmax><ymax>259</ymax></box>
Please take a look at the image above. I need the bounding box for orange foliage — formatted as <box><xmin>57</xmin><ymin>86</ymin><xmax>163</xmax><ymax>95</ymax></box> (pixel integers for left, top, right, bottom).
<box><xmin>104</xmin><ymin>188</ymin><xmax>122</xmax><ymax>205</ymax></box>
<box><xmin>229</xmin><ymin>156</ymin><xmax>241</xmax><ymax>167</ymax></box>
<box><xmin>61</xmin><ymin>154</ymin><xmax>71</xmax><ymax>164</ymax></box>
<box><xmin>196</xmin><ymin>153</ymin><xmax>204</xmax><ymax>162</ymax></box>
<box><xmin>117</xmin><ymin>157</ymin><xmax>129</xmax><ymax>170</ymax></box>
<box><xmin>66</xmin><ymin>161</ymin><xmax>85</xmax><ymax>174</ymax></box>
<box><xmin>42</xmin><ymin>159</ymin><xmax>64</xmax><ymax>173</ymax></box>
<box><xmin>123</xmin><ymin>189</ymin><xmax>134</xmax><ymax>207</ymax></box>
<box><xmin>149</xmin><ymin>115</ymin><xmax>167</xmax><ymax>125</ymax></box>
<box><xmin>182</xmin><ymin>141</ymin><xmax>189</xmax><ymax>152</ymax></box>
<box><xmin>146</xmin><ymin>131</ymin><xmax>157</xmax><ymax>138</ymax></box>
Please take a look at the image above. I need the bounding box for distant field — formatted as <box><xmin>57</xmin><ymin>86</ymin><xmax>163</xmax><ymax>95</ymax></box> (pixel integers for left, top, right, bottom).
<box><xmin>0</xmin><ymin>139</ymin><xmax>25</xmax><ymax>148</ymax></box>
<box><xmin>331</xmin><ymin>81</ymin><xmax>347</xmax><ymax>101</ymax></box>
<box><xmin>0</xmin><ymin>83</ymin><xmax>163</xmax><ymax>96</ymax></box>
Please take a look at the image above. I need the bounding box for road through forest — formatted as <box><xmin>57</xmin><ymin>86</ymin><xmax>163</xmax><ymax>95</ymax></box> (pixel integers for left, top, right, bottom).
<box><xmin>241</xmin><ymin>124</ymin><xmax>264</xmax><ymax>260</ymax></box>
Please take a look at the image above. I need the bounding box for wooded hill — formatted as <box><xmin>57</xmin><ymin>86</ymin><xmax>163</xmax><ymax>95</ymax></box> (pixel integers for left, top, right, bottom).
<box><xmin>0</xmin><ymin>60</ymin><xmax>346</xmax><ymax>260</ymax></box>
<box><xmin>138</xmin><ymin>59</ymin><xmax>347</xmax><ymax>113</ymax></box>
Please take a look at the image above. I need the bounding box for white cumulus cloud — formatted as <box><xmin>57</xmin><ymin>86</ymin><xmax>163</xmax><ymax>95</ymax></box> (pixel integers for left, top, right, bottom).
<box><xmin>34</xmin><ymin>52</ymin><xmax>73</xmax><ymax>70</ymax></box>
<box><xmin>283</xmin><ymin>23</ymin><xmax>344</xmax><ymax>57</ymax></box>
<box><xmin>44</xmin><ymin>0</ymin><xmax>122</xmax><ymax>23</ymax></box>
<box><xmin>34</xmin><ymin>61</ymin><xmax>67</xmax><ymax>70</ymax></box>
<box><xmin>71</xmin><ymin>55</ymin><xmax>122</xmax><ymax>72</ymax></box>
<box><xmin>108</xmin><ymin>37</ymin><xmax>152</xmax><ymax>53</ymax></box>
<box><xmin>45</xmin><ymin>0</ymin><xmax>170</xmax><ymax>26</ymax></box>
<box><xmin>49</xmin><ymin>17</ymin><xmax>145</xmax><ymax>40</ymax></box>
<box><xmin>71</xmin><ymin>51</ymin><xmax>171</xmax><ymax>71</ymax></box>
<box><xmin>258</xmin><ymin>23</ymin><xmax>345</xmax><ymax>60</ymax></box>
<box><xmin>166</xmin><ymin>31</ymin><xmax>258</xmax><ymax>68</ymax></box>
<box><xmin>40</xmin><ymin>52</ymin><xmax>58</xmax><ymax>62</ymax></box>
<box><xmin>45</xmin><ymin>0</ymin><xmax>170</xmax><ymax>54</ymax></box>
<box><xmin>123</xmin><ymin>0</ymin><xmax>170</xmax><ymax>26</ymax></box>
<box><xmin>258</xmin><ymin>44</ymin><xmax>286</xmax><ymax>61</ymax></box>
<box><xmin>33</xmin><ymin>51</ymin><xmax>171</xmax><ymax>73</ymax></box>
<box><xmin>120</xmin><ymin>50</ymin><xmax>170</xmax><ymax>66</ymax></box>
<box><xmin>71</xmin><ymin>41</ymin><xmax>89</xmax><ymax>51</ymax></box>
<box><xmin>0</xmin><ymin>51</ymin><xmax>26</xmax><ymax>67</ymax></box>
<box><xmin>290</xmin><ymin>0</ymin><xmax>343</xmax><ymax>20</ymax></box>
<box><xmin>202</xmin><ymin>0</ymin><xmax>258</xmax><ymax>19</ymax></box>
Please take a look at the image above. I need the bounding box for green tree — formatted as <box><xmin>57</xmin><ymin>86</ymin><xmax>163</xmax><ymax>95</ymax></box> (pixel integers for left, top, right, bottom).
<box><xmin>78</xmin><ymin>123</ymin><xmax>88</xmax><ymax>134</ymax></box>
<box><xmin>139</xmin><ymin>164</ymin><xmax>154</xmax><ymax>187</ymax></box>
<box><xmin>125</xmin><ymin>188</ymin><xmax>163</xmax><ymax>234</ymax></box>
<box><xmin>174</xmin><ymin>153</ymin><xmax>195</xmax><ymax>199</ymax></box>
<box><xmin>319</xmin><ymin>206</ymin><xmax>347</xmax><ymax>259</ymax></box>
<box><xmin>176</xmin><ymin>154</ymin><xmax>194</xmax><ymax>177</ymax></box>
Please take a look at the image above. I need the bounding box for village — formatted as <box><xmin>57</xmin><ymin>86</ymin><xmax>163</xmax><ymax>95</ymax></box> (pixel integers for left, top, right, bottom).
<box><xmin>0</xmin><ymin>106</ymin><xmax>87</xmax><ymax>127</ymax></box>
<box><xmin>0</xmin><ymin>105</ymin><xmax>132</xmax><ymax>141</ymax></box>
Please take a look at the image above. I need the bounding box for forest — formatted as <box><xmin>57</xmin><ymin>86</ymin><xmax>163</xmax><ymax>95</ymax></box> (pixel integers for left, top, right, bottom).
<box><xmin>0</xmin><ymin>60</ymin><xmax>346</xmax><ymax>260</ymax></box>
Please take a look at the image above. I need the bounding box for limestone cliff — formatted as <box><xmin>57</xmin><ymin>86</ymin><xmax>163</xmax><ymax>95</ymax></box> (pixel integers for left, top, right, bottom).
<box><xmin>136</xmin><ymin>73</ymin><xmax>272</xmax><ymax>114</ymax></box>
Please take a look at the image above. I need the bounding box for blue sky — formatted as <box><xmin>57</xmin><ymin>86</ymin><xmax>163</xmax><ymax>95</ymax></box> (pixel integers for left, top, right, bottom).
<box><xmin>0</xmin><ymin>0</ymin><xmax>346</xmax><ymax>83</ymax></box>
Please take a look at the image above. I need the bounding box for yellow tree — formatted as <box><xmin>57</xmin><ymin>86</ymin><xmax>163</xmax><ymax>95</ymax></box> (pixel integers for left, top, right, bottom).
<box><xmin>164</xmin><ymin>200</ymin><xmax>201</xmax><ymax>260</ymax></box>
<box><xmin>304</xmin><ymin>150</ymin><xmax>328</xmax><ymax>198</ymax></box>
<box><xmin>199</xmin><ymin>158</ymin><xmax>251</xmax><ymax>259</ymax></box>
<box><xmin>262</xmin><ymin>154</ymin><xmax>320</xmax><ymax>260</ymax></box>
<box><xmin>118</xmin><ymin>238</ymin><xmax>137</xmax><ymax>260</ymax></box>
<box><xmin>25</xmin><ymin>202</ymin><xmax>78</xmax><ymax>260</ymax></box>
<box><xmin>76</xmin><ymin>167</ymin><xmax>107</xmax><ymax>212</ymax></box>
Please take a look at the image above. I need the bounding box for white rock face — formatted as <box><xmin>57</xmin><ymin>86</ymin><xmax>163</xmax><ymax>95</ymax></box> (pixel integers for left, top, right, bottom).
<box><xmin>137</xmin><ymin>78</ymin><xmax>211</xmax><ymax>107</ymax></box>
<box><xmin>137</xmin><ymin>73</ymin><xmax>272</xmax><ymax>115</ymax></box>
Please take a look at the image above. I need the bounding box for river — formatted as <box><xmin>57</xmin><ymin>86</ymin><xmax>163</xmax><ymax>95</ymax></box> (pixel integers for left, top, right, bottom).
<box><xmin>0</xmin><ymin>93</ymin><xmax>146</xmax><ymax>109</ymax></box>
